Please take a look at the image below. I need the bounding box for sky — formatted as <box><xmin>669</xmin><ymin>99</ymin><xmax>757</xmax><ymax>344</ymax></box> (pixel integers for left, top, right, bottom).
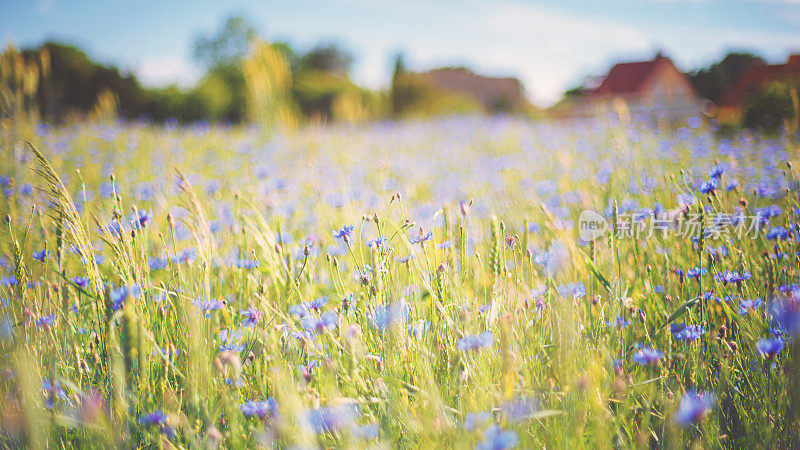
<box><xmin>2</xmin><ymin>0</ymin><xmax>800</xmax><ymax>106</ymax></box>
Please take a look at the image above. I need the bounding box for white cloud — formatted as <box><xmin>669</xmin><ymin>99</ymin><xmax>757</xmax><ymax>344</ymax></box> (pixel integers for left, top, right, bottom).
<box><xmin>136</xmin><ymin>56</ymin><xmax>199</xmax><ymax>89</ymax></box>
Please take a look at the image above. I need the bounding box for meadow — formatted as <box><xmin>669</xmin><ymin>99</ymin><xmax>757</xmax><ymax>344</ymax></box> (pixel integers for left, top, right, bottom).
<box><xmin>0</xmin><ymin>115</ymin><xmax>799</xmax><ymax>448</ymax></box>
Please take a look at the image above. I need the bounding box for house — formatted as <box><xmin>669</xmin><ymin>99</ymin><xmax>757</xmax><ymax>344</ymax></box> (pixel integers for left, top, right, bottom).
<box><xmin>416</xmin><ymin>67</ymin><xmax>526</xmax><ymax>113</ymax></box>
<box><xmin>718</xmin><ymin>54</ymin><xmax>800</xmax><ymax>121</ymax></box>
<box><xmin>587</xmin><ymin>53</ymin><xmax>699</xmax><ymax>120</ymax></box>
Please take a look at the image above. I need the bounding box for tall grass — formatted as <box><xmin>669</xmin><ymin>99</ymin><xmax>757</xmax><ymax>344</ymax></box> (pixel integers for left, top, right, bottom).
<box><xmin>0</xmin><ymin>116</ymin><xmax>798</xmax><ymax>448</ymax></box>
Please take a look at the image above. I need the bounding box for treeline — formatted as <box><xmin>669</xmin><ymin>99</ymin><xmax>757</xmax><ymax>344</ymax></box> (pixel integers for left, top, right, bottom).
<box><xmin>2</xmin><ymin>16</ymin><xmax>509</xmax><ymax>127</ymax></box>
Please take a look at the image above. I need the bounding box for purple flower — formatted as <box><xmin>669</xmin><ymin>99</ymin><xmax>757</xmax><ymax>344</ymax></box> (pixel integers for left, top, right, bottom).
<box><xmin>477</xmin><ymin>425</ymin><xmax>518</xmax><ymax>450</ymax></box>
<box><xmin>241</xmin><ymin>398</ymin><xmax>278</xmax><ymax>420</ymax></box>
<box><xmin>674</xmin><ymin>390</ymin><xmax>715</xmax><ymax>427</ymax></box>
<box><xmin>606</xmin><ymin>316</ymin><xmax>630</xmax><ymax>328</ymax></box>
<box><xmin>757</xmin><ymin>337</ymin><xmax>785</xmax><ymax>357</ymax></box>
<box><xmin>32</xmin><ymin>249</ymin><xmax>50</xmax><ymax>262</ymax></box>
<box><xmin>305</xmin><ymin>403</ymin><xmax>360</xmax><ymax>434</ymax></box>
<box><xmin>42</xmin><ymin>378</ymin><xmax>67</xmax><ymax>409</ymax></box>
<box><xmin>148</xmin><ymin>256</ymin><xmax>169</xmax><ymax>271</ymax></box>
<box><xmin>738</xmin><ymin>298</ymin><xmax>762</xmax><ymax>316</ymax></box>
<box><xmin>766</xmin><ymin>226</ymin><xmax>789</xmax><ymax>240</ymax></box>
<box><xmin>371</xmin><ymin>302</ymin><xmax>409</xmax><ymax>331</ymax></box>
<box><xmin>110</xmin><ymin>285</ymin><xmax>141</xmax><ymax>311</ymax></box>
<box><xmin>219</xmin><ymin>329</ymin><xmax>244</xmax><ymax>352</ymax></box>
<box><xmin>35</xmin><ymin>314</ymin><xmax>56</xmax><ymax>328</ymax></box>
<box><xmin>71</xmin><ymin>276</ymin><xmax>91</xmax><ymax>289</ymax></box>
<box><xmin>686</xmin><ymin>267</ymin><xmax>706</xmax><ymax>279</ymax></box>
<box><xmin>171</xmin><ymin>247</ymin><xmax>197</xmax><ymax>264</ymax></box>
<box><xmin>464</xmin><ymin>411</ymin><xmax>491</xmax><ymax>431</ymax></box>
<box><xmin>671</xmin><ymin>323</ymin><xmax>705</xmax><ymax>341</ymax></box>
<box><xmin>714</xmin><ymin>271</ymin><xmax>751</xmax><ymax>284</ymax></box>
<box><xmin>129</xmin><ymin>209</ymin><xmax>152</xmax><ymax>229</ymax></box>
<box><xmin>457</xmin><ymin>331</ymin><xmax>494</xmax><ymax>352</ymax></box>
<box><xmin>140</xmin><ymin>410</ymin><xmax>168</xmax><ymax>427</ymax></box>
<box><xmin>557</xmin><ymin>282</ymin><xmax>586</xmax><ymax>299</ymax></box>
<box><xmin>770</xmin><ymin>297</ymin><xmax>800</xmax><ymax>336</ymax></box>
<box><xmin>631</xmin><ymin>346</ymin><xmax>664</xmax><ymax>366</ymax></box>
<box><xmin>409</xmin><ymin>231</ymin><xmax>433</xmax><ymax>245</ymax></box>
<box><xmin>240</xmin><ymin>307</ymin><xmax>262</xmax><ymax>327</ymax></box>
<box><xmin>235</xmin><ymin>258</ymin><xmax>259</xmax><ymax>269</ymax></box>
<box><xmin>332</xmin><ymin>225</ymin><xmax>355</xmax><ymax>240</ymax></box>
<box><xmin>698</xmin><ymin>178</ymin><xmax>718</xmax><ymax>195</ymax></box>
<box><xmin>301</xmin><ymin>311</ymin><xmax>339</xmax><ymax>332</ymax></box>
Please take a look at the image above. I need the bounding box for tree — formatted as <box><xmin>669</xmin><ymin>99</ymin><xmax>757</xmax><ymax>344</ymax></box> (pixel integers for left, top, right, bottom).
<box><xmin>192</xmin><ymin>16</ymin><xmax>258</xmax><ymax>70</ymax></box>
<box><xmin>298</xmin><ymin>43</ymin><xmax>353</xmax><ymax>76</ymax></box>
<box><xmin>688</xmin><ymin>52</ymin><xmax>765</xmax><ymax>103</ymax></box>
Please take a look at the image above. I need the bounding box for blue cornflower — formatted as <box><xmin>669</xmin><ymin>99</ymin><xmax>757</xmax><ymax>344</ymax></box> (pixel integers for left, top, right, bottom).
<box><xmin>631</xmin><ymin>346</ymin><xmax>664</xmax><ymax>366</ymax></box>
<box><xmin>332</xmin><ymin>225</ymin><xmax>355</xmax><ymax>240</ymax></box>
<box><xmin>365</xmin><ymin>237</ymin><xmax>388</xmax><ymax>250</ymax></box>
<box><xmin>289</xmin><ymin>303</ymin><xmax>310</xmax><ymax>318</ymax></box>
<box><xmin>110</xmin><ymin>285</ymin><xmax>141</xmax><ymax>311</ymax></box>
<box><xmin>371</xmin><ymin>302</ymin><xmax>409</xmax><ymax>331</ymax></box>
<box><xmin>148</xmin><ymin>256</ymin><xmax>169</xmax><ymax>271</ymax></box>
<box><xmin>35</xmin><ymin>314</ymin><xmax>56</xmax><ymax>328</ymax></box>
<box><xmin>714</xmin><ymin>271</ymin><xmax>751</xmax><ymax>284</ymax></box>
<box><xmin>305</xmin><ymin>403</ymin><xmax>360</xmax><ymax>434</ymax></box>
<box><xmin>708</xmin><ymin>165</ymin><xmax>725</xmax><ymax>178</ymax></box>
<box><xmin>477</xmin><ymin>425</ymin><xmax>518</xmax><ymax>450</ymax></box>
<box><xmin>241</xmin><ymin>398</ymin><xmax>278</xmax><ymax>420</ymax></box>
<box><xmin>301</xmin><ymin>311</ymin><xmax>339</xmax><ymax>332</ymax></box>
<box><xmin>606</xmin><ymin>316</ymin><xmax>630</xmax><ymax>328</ymax></box>
<box><xmin>456</xmin><ymin>331</ymin><xmax>493</xmax><ymax>352</ymax></box>
<box><xmin>766</xmin><ymin>226</ymin><xmax>789</xmax><ymax>240</ymax></box>
<box><xmin>686</xmin><ymin>267</ymin><xmax>706</xmax><ymax>279</ymax></box>
<box><xmin>726</xmin><ymin>179</ymin><xmax>739</xmax><ymax>191</ymax></box>
<box><xmin>307</xmin><ymin>296</ymin><xmax>329</xmax><ymax>311</ymax></box>
<box><xmin>42</xmin><ymin>378</ymin><xmax>67</xmax><ymax>409</ymax></box>
<box><xmin>219</xmin><ymin>329</ymin><xmax>244</xmax><ymax>352</ymax></box>
<box><xmin>32</xmin><ymin>249</ymin><xmax>50</xmax><ymax>262</ymax></box>
<box><xmin>698</xmin><ymin>178</ymin><xmax>718</xmax><ymax>195</ymax></box>
<box><xmin>464</xmin><ymin>411</ymin><xmax>491</xmax><ymax>431</ymax></box>
<box><xmin>436</xmin><ymin>240</ymin><xmax>454</xmax><ymax>249</ymax></box>
<box><xmin>71</xmin><ymin>276</ymin><xmax>91</xmax><ymax>289</ymax></box>
<box><xmin>557</xmin><ymin>282</ymin><xmax>587</xmax><ymax>299</ymax></box>
<box><xmin>240</xmin><ymin>307</ymin><xmax>261</xmax><ymax>327</ymax></box>
<box><xmin>674</xmin><ymin>390</ymin><xmax>715</xmax><ymax>427</ymax></box>
<box><xmin>671</xmin><ymin>323</ymin><xmax>705</xmax><ymax>341</ymax></box>
<box><xmin>409</xmin><ymin>231</ymin><xmax>433</xmax><ymax>245</ymax></box>
<box><xmin>757</xmin><ymin>337</ymin><xmax>784</xmax><ymax>357</ymax></box>
<box><xmin>140</xmin><ymin>410</ymin><xmax>168</xmax><ymax>427</ymax></box>
<box><xmin>196</xmin><ymin>298</ymin><xmax>225</xmax><ymax>314</ymax></box>
<box><xmin>738</xmin><ymin>298</ymin><xmax>762</xmax><ymax>316</ymax></box>
<box><xmin>770</xmin><ymin>297</ymin><xmax>800</xmax><ymax>336</ymax></box>
<box><xmin>235</xmin><ymin>258</ymin><xmax>259</xmax><ymax>269</ymax></box>
<box><xmin>129</xmin><ymin>209</ymin><xmax>152</xmax><ymax>229</ymax></box>
<box><xmin>171</xmin><ymin>247</ymin><xmax>197</xmax><ymax>264</ymax></box>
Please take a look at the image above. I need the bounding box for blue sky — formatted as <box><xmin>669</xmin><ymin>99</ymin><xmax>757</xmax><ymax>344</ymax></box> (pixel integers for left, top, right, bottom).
<box><xmin>3</xmin><ymin>0</ymin><xmax>800</xmax><ymax>105</ymax></box>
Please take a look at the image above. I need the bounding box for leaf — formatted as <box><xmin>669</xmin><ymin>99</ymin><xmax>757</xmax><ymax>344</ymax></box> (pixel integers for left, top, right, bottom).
<box><xmin>578</xmin><ymin>248</ymin><xmax>612</xmax><ymax>292</ymax></box>
<box><xmin>658</xmin><ymin>296</ymin><xmax>701</xmax><ymax>332</ymax></box>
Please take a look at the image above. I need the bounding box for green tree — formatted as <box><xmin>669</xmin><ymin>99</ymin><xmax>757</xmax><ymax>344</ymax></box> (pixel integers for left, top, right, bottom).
<box><xmin>192</xmin><ymin>16</ymin><xmax>258</xmax><ymax>70</ymax></box>
<box><xmin>688</xmin><ymin>52</ymin><xmax>765</xmax><ymax>103</ymax></box>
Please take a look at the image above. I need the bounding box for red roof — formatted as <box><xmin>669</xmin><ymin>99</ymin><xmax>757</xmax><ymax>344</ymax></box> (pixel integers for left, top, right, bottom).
<box><xmin>721</xmin><ymin>54</ymin><xmax>800</xmax><ymax>107</ymax></box>
<box><xmin>591</xmin><ymin>54</ymin><xmax>673</xmax><ymax>97</ymax></box>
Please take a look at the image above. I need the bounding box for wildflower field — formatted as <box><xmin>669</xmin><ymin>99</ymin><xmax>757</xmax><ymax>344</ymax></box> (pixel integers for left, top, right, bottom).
<box><xmin>1</xmin><ymin>116</ymin><xmax>799</xmax><ymax>448</ymax></box>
